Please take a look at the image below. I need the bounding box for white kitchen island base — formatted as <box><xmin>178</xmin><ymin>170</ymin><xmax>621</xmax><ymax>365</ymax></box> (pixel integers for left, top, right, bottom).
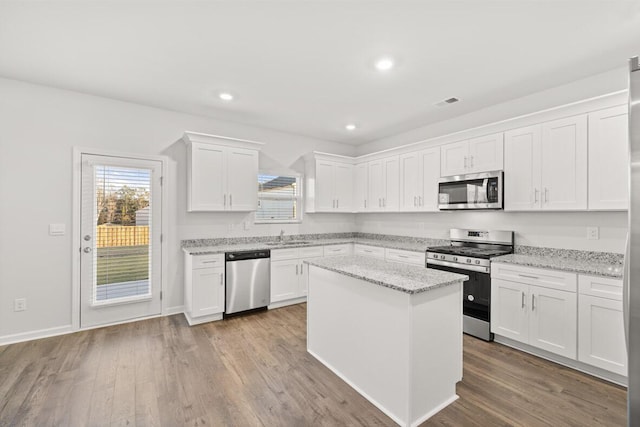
<box><xmin>307</xmin><ymin>264</ymin><xmax>463</xmax><ymax>427</ymax></box>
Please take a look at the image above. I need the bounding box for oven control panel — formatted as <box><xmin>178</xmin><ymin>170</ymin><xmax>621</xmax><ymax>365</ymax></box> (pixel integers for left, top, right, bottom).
<box><xmin>426</xmin><ymin>252</ymin><xmax>491</xmax><ymax>273</ymax></box>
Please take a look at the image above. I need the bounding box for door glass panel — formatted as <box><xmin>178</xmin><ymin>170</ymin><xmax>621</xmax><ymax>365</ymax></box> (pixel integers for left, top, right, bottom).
<box><xmin>94</xmin><ymin>165</ymin><xmax>151</xmax><ymax>302</ymax></box>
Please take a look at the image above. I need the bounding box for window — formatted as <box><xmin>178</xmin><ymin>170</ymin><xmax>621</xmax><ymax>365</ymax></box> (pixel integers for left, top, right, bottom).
<box><xmin>256</xmin><ymin>173</ymin><xmax>302</xmax><ymax>223</ymax></box>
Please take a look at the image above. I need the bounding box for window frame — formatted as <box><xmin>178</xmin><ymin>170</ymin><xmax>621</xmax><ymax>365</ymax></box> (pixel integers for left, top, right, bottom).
<box><xmin>255</xmin><ymin>171</ymin><xmax>303</xmax><ymax>224</ymax></box>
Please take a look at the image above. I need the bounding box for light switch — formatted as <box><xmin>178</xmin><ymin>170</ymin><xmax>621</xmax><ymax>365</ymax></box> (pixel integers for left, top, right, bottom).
<box><xmin>49</xmin><ymin>223</ymin><xmax>66</xmax><ymax>236</ymax></box>
<box><xmin>587</xmin><ymin>226</ymin><xmax>599</xmax><ymax>240</ymax></box>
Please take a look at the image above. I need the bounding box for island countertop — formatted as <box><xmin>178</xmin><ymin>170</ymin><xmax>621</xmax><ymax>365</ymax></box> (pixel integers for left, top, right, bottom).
<box><xmin>305</xmin><ymin>255</ymin><xmax>468</xmax><ymax>295</ymax></box>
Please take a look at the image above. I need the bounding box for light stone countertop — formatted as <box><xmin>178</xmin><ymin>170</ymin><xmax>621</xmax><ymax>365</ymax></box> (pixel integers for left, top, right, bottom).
<box><xmin>305</xmin><ymin>255</ymin><xmax>468</xmax><ymax>294</ymax></box>
<box><xmin>492</xmin><ymin>253</ymin><xmax>624</xmax><ymax>279</ymax></box>
<box><xmin>182</xmin><ymin>237</ymin><xmax>434</xmax><ymax>256</ymax></box>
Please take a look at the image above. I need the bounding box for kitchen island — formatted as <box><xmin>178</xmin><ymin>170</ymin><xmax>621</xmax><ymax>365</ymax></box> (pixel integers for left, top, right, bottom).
<box><xmin>305</xmin><ymin>256</ymin><xmax>468</xmax><ymax>427</ymax></box>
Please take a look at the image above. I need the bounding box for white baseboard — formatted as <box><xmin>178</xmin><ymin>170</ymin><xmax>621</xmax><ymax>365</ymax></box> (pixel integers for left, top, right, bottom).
<box><xmin>268</xmin><ymin>297</ymin><xmax>307</xmax><ymax>310</ymax></box>
<box><xmin>0</xmin><ymin>325</ymin><xmax>74</xmax><ymax>347</ymax></box>
<box><xmin>164</xmin><ymin>305</ymin><xmax>185</xmax><ymax>316</ymax></box>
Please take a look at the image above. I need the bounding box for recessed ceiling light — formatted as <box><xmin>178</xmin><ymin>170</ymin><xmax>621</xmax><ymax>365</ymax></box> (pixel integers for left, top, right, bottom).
<box><xmin>345</xmin><ymin>124</ymin><xmax>357</xmax><ymax>131</ymax></box>
<box><xmin>374</xmin><ymin>57</ymin><xmax>395</xmax><ymax>71</ymax></box>
<box><xmin>219</xmin><ymin>92</ymin><xmax>234</xmax><ymax>101</ymax></box>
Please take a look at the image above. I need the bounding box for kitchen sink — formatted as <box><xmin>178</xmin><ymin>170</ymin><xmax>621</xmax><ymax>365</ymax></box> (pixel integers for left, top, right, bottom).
<box><xmin>265</xmin><ymin>241</ymin><xmax>312</xmax><ymax>246</ymax></box>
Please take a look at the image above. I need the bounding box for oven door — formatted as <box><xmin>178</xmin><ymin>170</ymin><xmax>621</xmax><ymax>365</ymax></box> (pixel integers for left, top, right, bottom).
<box><xmin>438</xmin><ymin>171</ymin><xmax>503</xmax><ymax>210</ymax></box>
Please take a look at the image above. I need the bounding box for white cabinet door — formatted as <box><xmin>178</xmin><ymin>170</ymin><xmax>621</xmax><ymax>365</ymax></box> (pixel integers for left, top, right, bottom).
<box><xmin>588</xmin><ymin>105</ymin><xmax>629</xmax><ymax>210</ymax></box>
<box><xmin>468</xmin><ymin>133</ymin><xmax>504</xmax><ymax>173</ymax></box>
<box><xmin>299</xmin><ymin>256</ymin><xmax>321</xmax><ymax>296</ymax></box>
<box><xmin>383</xmin><ymin>155</ymin><xmax>400</xmax><ymax>211</ymax></box>
<box><xmin>400</xmin><ymin>152</ymin><xmax>421</xmax><ymax>211</ymax></box>
<box><xmin>189</xmin><ymin>143</ymin><xmax>226</xmax><ymax>211</ymax></box>
<box><xmin>315</xmin><ymin>160</ymin><xmax>336</xmax><ymax>212</ymax></box>
<box><xmin>578</xmin><ymin>294</ymin><xmax>627</xmax><ymax>375</ymax></box>
<box><xmin>226</xmin><ymin>147</ymin><xmax>259</xmax><ymax>211</ymax></box>
<box><xmin>334</xmin><ymin>162</ymin><xmax>354</xmax><ymax>212</ymax></box>
<box><xmin>541</xmin><ymin>115</ymin><xmax>588</xmax><ymax>210</ymax></box>
<box><xmin>419</xmin><ymin>147</ymin><xmax>441</xmax><ymax>211</ymax></box>
<box><xmin>270</xmin><ymin>259</ymin><xmax>300</xmax><ymax>303</ymax></box>
<box><xmin>529</xmin><ymin>286</ymin><xmax>577</xmax><ymax>359</ymax></box>
<box><xmin>192</xmin><ymin>267</ymin><xmax>225</xmax><ymax>317</ymax></box>
<box><xmin>354</xmin><ymin>162</ymin><xmax>369</xmax><ymax>212</ymax></box>
<box><xmin>491</xmin><ymin>279</ymin><xmax>529</xmax><ymax>342</ymax></box>
<box><xmin>504</xmin><ymin>125</ymin><xmax>542</xmax><ymax>211</ymax></box>
<box><xmin>368</xmin><ymin>160</ymin><xmax>384</xmax><ymax>212</ymax></box>
<box><xmin>440</xmin><ymin>140</ymin><xmax>468</xmax><ymax>177</ymax></box>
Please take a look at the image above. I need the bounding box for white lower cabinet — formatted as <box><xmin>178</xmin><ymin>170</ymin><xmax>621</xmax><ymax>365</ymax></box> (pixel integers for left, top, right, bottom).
<box><xmin>354</xmin><ymin>244</ymin><xmax>385</xmax><ymax>259</ymax></box>
<box><xmin>578</xmin><ymin>275</ymin><xmax>627</xmax><ymax>376</ymax></box>
<box><xmin>184</xmin><ymin>253</ymin><xmax>225</xmax><ymax>325</ymax></box>
<box><xmin>491</xmin><ymin>263</ymin><xmax>577</xmax><ymax>359</ymax></box>
<box><xmin>270</xmin><ymin>246</ymin><xmax>323</xmax><ymax>307</ymax></box>
<box><xmin>384</xmin><ymin>248</ymin><xmax>424</xmax><ymax>266</ymax></box>
<box><xmin>323</xmin><ymin>243</ymin><xmax>353</xmax><ymax>257</ymax></box>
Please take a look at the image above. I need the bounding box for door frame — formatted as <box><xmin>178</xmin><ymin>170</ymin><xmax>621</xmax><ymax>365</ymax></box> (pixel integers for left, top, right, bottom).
<box><xmin>71</xmin><ymin>147</ymin><xmax>169</xmax><ymax>331</ymax></box>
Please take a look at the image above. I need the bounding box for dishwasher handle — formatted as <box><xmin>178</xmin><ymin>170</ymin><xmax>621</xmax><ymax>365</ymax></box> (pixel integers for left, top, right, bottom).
<box><xmin>226</xmin><ymin>250</ymin><xmax>271</xmax><ymax>261</ymax></box>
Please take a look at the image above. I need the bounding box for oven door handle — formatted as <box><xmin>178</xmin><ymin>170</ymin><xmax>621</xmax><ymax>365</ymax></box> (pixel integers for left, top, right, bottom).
<box><xmin>427</xmin><ymin>259</ymin><xmax>490</xmax><ymax>274</ymax></box>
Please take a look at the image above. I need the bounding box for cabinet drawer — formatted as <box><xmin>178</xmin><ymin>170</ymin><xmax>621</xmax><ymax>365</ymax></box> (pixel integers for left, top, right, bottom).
<box><xmin>324</xmin><ymin>244</ymin><xmax>353</xmax><ymax>256</ymax></box>
<box><xmin>385</xmin><ymin>248</ymin><xmax>424</xmax><ymax>266</ymax></box>
<box><xmin>271</xmin><ymin>248</ymin><xmax>300</xmax><ymax>261</ymax></box>
<box><xmin>579</xmin><ymin>275</ymin><xmax>623</xmax><ymax>301</ymax></box>
<box><xmin>298</xmin><ymin>246</ymin><xmax>324</xmax><ymax>258</ymax></box>
<box><xmin>354</xmin><ymin>244</ymin><xmax>385</xmax><ymax>259</ymax></box>
<box><xmin>491</xmin><ymin>262</ymin><xmax>577</xmax><ymax>292</ymax></box>
<box><xmin>193</xmin><ymin>254</ymin><xmax>225</xmax><ymax>269</ymax></box>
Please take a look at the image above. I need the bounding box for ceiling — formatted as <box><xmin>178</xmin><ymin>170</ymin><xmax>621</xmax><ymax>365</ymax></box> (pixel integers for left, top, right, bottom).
<box><xmin>1</xmin><ymin>1</ymin><xmax>639</xmax><ymax>146</ymax></box>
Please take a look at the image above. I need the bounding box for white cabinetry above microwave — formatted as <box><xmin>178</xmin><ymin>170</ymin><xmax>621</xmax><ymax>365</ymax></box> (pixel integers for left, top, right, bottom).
<box><xmin>183</xmin><ymin>132</ymin><xmax>263</xmax><ymax>212</ymax></box>
<box><xmin>504</xmin><ymin>115</ymin><xmax>587</xmax><ymax>211</ymax></box>
<box><xmin>440</xmin><ymin>132</ymin><xmax>504</xmax><ymax>177</ymax></box>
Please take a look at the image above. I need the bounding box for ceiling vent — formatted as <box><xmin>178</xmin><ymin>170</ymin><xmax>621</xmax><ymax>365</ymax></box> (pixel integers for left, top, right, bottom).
<box><xmin>435</xmin><ymin>97</ymin><xmax>460</xmax><ymax>107</ymax></box>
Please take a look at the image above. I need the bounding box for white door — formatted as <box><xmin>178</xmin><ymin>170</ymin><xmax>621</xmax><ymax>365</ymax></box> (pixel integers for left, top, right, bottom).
<box><xmin>354</xmin><ymin>162</ymin><xmax>369</xmax><ymax>211</ymax></box>
<box><xmin>491</xmin><ymin>279</ymin><xmax>529</xmax><ymax>342</ymax></box>
<box><xmin>400</xmin><ymin>152</ymin><xmax>420</xmax><ymax>211</ymax></box>
<box><xmin>315</xmin><ymin>160</ymin><xmax>335</xmax><ymax>211</ymax></box>
<box><xmin>334</xmin><ymin>163</ymin><xmax>354</xmax><ymax>212</ymax></box>
<box><xmin>468</xmin><ymin>132</ymin><xmax>504</xmax><ymax>173</ymax></box>
<box><xmin>80</xmin><ymin>154</ymin><xmax>163</xmax><ymax>328</ymax></box>
<box><xmin>419</xmin><ymin>147</ymin><xmax>440</xmax><ymax>211</ymax></box>
<box><xmin>226</xmin><ymin>147</ymin><xmax>259</xmax><ymax>211</ymax></box>
<box><xmin>504</xmin><ymin>125</ymin><xmax>542</xmax><ymax>211</ymax></box>
<box><xmin>440</xmin><ymin>140</ymin><xmax>468</xmax><ymax>177</ymax></box>
<box><xmin>541</xmin><ymin>115</ymin><xmax>588</xmax><ymax>210</ymax></box>
<box><xmin>383</xmin><ymin>155</ymin><xmax>400</xmax><ymax>211</ymax></box>
<box><xmin>529</xmin><ymin>286</ymin><xmax>577</xmax><ymax>358</ymax></box>
<box><xmin>588</xmin><ymin>105</ymin><xmax>629</xmax><ymax>210</ymax></box>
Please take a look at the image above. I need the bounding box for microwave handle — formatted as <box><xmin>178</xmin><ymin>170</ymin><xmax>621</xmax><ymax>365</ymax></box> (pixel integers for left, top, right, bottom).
<box><xmin>482</xmin><ymin>179</ymin><xmax>488</xmax><ymax>202</ymax></box>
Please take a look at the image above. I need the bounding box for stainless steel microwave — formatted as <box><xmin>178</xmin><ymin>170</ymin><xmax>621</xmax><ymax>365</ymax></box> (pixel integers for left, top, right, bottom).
<box><xmin>438</xmin><ymin>171</ymin><xmax>503</xmax><ymax>210</ymax></box>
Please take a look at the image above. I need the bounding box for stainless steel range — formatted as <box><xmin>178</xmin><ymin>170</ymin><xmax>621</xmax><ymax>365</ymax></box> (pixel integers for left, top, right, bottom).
<box><xmin>426</xmin><ymin>229</ymin><xmax>514</xmax><ymax>341</ymax></box>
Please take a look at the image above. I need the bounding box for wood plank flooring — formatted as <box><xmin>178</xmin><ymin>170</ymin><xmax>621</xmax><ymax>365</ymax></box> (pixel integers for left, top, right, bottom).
<box><xmin>0</xmin><ymin>304</ymin><xmax>627</xmax><ymax>426</ymax></box>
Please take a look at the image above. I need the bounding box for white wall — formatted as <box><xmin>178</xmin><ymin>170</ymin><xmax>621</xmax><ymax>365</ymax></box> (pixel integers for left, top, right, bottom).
<box><xmin>356</xmin><ymin>211</ymin><xmax>627</xmax><ymax>253</ymax></box>
<box><xmin>0</xmin><ymin>77</ymin><xmax>355</xmax><ymax>341</ymax></box>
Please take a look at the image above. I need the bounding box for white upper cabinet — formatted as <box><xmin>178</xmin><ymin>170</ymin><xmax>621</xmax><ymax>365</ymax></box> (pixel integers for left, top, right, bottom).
<box><xmin>505</xmin><ymin>115</ymin><xmax>587</xmax><ymax>211</ymax></box>
<box><xmin>305</xmin><ymin>154</ymin><xmax>353</xmax><ymax>213</ymax></box>
<box><xmin>588</xmin><ymin>105</ymin><xmax>629</xmax><ymax>210</ymax></box>
<box><xmin>368</xmin><ymin>155</ymin><xmax>399</xmax><ymax>211</ymax></box>
<box><xmin>440</xmin><ymin>132</ymin><xmax>504</xmax><ymax>177</ymax></box>
<box><xmin>400</xmin><ymin>147</ymin><xmax>440</xmax><ymax>211</ymax></box>
<box><xmin>183</xmin><ymin>132</ymin><xmax>262</xmax><ymax>212</ymax></box>
<box><xmin>541</xmin><ymin>115</ymin><xmax>588</xmax><ymax>210</ymax></box>
<box><xmin>354</xmin><ymin>162</ymin><xmax>369</xmax><ymax>211</ymax></box>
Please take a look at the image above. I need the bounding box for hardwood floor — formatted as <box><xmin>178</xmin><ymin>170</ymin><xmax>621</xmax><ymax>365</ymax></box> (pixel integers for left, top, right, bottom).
<box><xmin>0</xmin><ymin>304</ymin><xmax>627</xmax><ymax>426</ymax></box>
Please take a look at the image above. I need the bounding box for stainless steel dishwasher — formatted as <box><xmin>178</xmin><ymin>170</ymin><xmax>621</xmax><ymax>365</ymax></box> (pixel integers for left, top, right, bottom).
<box><xmin>225</xmin><ymin>250</ymin><xmax>270</xmax><ymax>314</ymax></box>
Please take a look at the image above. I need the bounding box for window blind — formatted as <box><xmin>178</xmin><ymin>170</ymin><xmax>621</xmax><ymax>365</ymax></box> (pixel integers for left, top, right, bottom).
<box><xmin>256</xmin><ymin>174</ymin><xmax>300</xmax><ymax>222</ymax></box>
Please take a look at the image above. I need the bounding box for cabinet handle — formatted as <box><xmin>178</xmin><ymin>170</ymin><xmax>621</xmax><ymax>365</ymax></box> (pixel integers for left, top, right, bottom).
<box><xmin>414</xmin><ymin>196</ymin><xmax>417</xmax><ymax>207</ymax></box>
<box><xmin>464</xmin><ymin>156</ymin><xmax>468</xmax><ymax>169</ymax></box>
<box><xmin>336</xmin><ymin>199</ymin><xmax>339</xmax><ymax>209</ymax></box>
<box><xmin>202</xmin><ymin>261</ymin><xmax>217</xmax><ymax>264</ymax></box>
<box><xmin>419</xmin><ymin>196</ymin><xmax>422</xmax><ymax>206</ymax></box>
<box><xmin>379</xmin><ymin>198</ymin><xmax>381</xmax><ymax>207</ymax></box>
<box><xmin>469</xmin><ymin>155</ymin><xmax>474</xmax><ymax>168</ymax></box>
<box><xmin>224</xmin><ymin>194</ymin><xmax>227</xmax><ymax>207</ymax></box>
<box><xmin>364</xmin><ymin>199</ymin><xmax>367</xmax><ymax>208</ymax></box>
<box><xmin>544</xmin><ymin>188</ymin><xmax>549</xmax><ymax>203</ymax></box>
<box><xmin>220</xmin><ymin>275</ymin><xmax>223</xmax><ymax>285</ymax></box>
<box><xmin>534</xmin><ymin>188</ymin><xmax>539</xmax><ymax>203</ymax></box>
<box><xmin>518</xmin><ymin>274</ymin><xmax>539</xmax><ymax>279</ymax></box>
<box><xmin>230</xmin><ymin>194</ymin><xmax>232</xmax><ymax>207</ymax></box>
<box><xmin>383</xmin><ymin>198</ymin><xmax>386</xmax><ymax>207</ymax></box>
<box><xmin>522</xmin><ymin>291</ymin><xmax>525</xmax><ymax>308</ymax></box>
<box><xmin>398</xmin><ymin>255</ymin><xmax>409</xmax><ymax>259</ymax></box>
<box><xmin>300</xmin><ymin>263</ymin><xmax>303</xmax><ymax>274</ymax></box>
<box><xmin>532</xmin><ymin>294</ymin><xmax>536</xmax><ymax>311</ymax></box>
<box><xmin>296</xmin><ymin>265</ymin><xmax>299</xmax><ymax>275</ymax></box>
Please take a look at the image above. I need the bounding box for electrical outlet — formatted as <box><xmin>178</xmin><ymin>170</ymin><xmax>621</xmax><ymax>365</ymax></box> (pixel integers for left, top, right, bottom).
<box><xmin>14</xmin><ymin>298</ymin><xmax>26</xmax><ymax>312</ymax></box>
<box><xmin>587</xmin><ymin>226</ymin><xmax>599</xmax><ymax>240</ymax></box>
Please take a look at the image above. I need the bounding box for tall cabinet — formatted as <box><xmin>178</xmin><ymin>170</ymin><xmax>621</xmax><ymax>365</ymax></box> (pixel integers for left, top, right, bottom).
<box><xmin>183</xmin><ymin>132</ymin><xmax>263</xmax><ymax>212</ymax></box>
<box><xmin>400</xmin><ymin>147</ymin><xmax>440</xmax><ymax>211</ymax></box>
